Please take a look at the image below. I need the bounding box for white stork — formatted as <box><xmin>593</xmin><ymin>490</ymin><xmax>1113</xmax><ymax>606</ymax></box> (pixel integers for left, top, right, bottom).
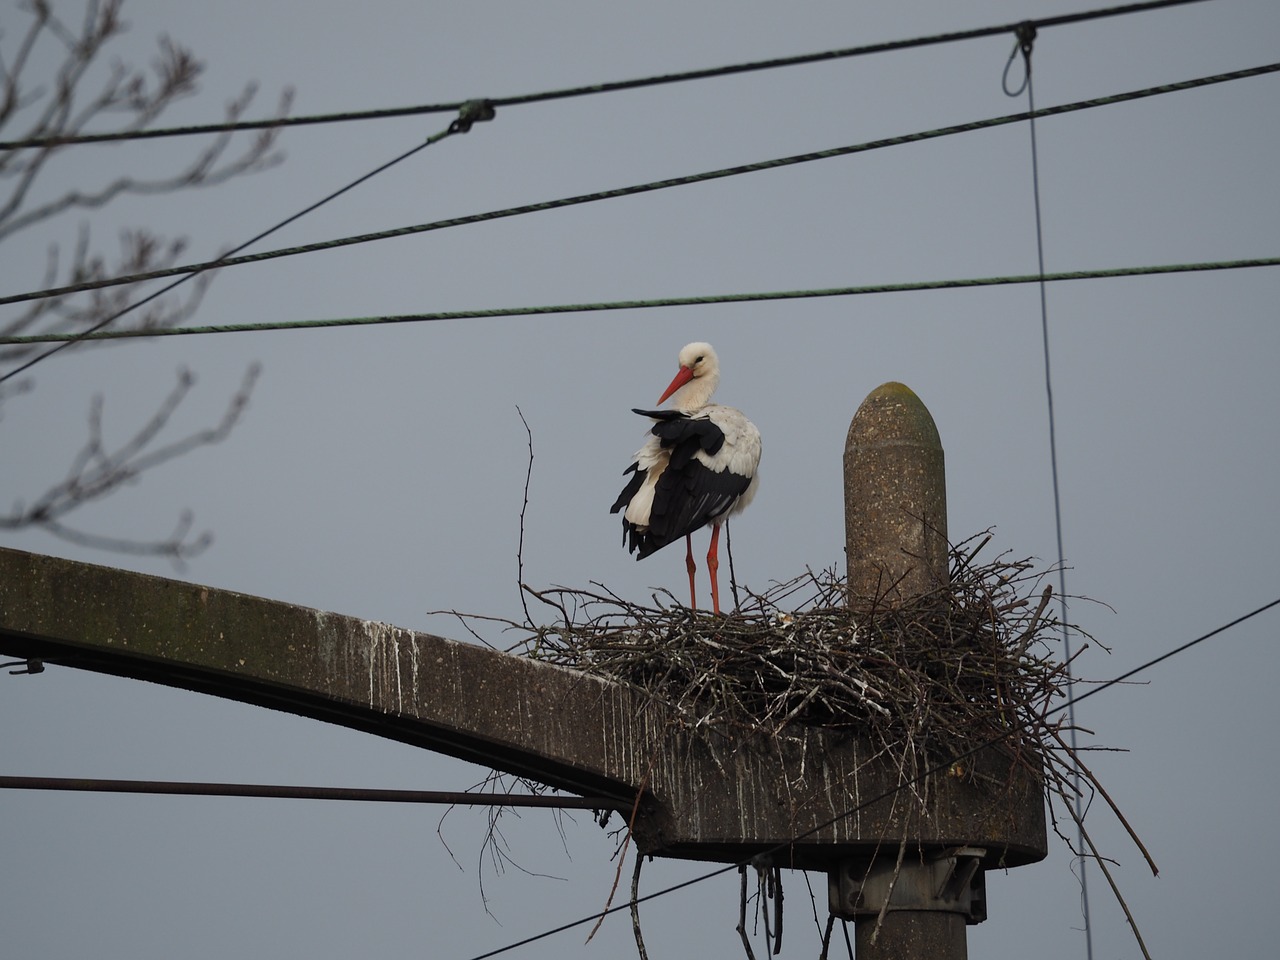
<box><xmin>610</xmin><ymin>342</ymin><xmax>761</xmax><ymax>614</ymax></box>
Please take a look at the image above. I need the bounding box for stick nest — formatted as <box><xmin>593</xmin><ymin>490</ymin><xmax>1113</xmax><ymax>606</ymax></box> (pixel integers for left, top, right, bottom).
<box><xmin>505</xmin><ymin>533</ymin><xmax>1082</xmax><ymax>783</ymax></box>
<box><xmin>447</xmin><ymin>530</ymin><xmax>1156</xmax><ymax>956</ymax></box>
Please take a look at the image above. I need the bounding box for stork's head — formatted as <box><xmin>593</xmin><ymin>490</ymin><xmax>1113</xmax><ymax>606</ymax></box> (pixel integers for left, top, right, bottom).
<box><xmin>658</xmin><ymin>342</ymin><xmax>720</xmax><ymax>412</ymax></box>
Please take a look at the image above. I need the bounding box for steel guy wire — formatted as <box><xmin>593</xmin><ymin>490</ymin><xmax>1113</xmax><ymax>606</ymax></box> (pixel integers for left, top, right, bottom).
<box><xmin>3</xmin><ymin>61</ymin><xmax>1274</xmax><ymax>317</ymax></box>
<box><xmin>0</xmin><ymin>777</ymin><xmax>623</xmax><ymax>809</ymax></box>
<box><xmin>2</xmin><ymin>257</ymin><xmax>1277</xmax><ymax>346</ymax></box>
<box><xmin>0</xmin><ymin>0</ymin><xmax>1213</xmax><ymax>150</ymax></box>
<box><xmin>1006</xmin><ymin>24</ymin><xmax>1094</xmax><ymax>960</ymax></box>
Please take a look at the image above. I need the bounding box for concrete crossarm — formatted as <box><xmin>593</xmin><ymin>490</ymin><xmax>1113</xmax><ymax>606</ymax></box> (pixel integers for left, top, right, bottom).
<box><xmin>0</xmin><ymin>546</ymin><xmax>1046</xmax><ymax>869</ymax></box>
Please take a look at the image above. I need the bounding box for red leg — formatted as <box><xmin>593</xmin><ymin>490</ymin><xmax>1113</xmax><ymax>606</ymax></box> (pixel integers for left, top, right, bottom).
<box><xmin>684</xmin><ymin>534</ymin><xmax>698</xmax><ymax>610</ymax></box>
<box><xmin>707</xmin><ymin>524</ymin><xmax>722</xmax><ymax>615</ymax></box>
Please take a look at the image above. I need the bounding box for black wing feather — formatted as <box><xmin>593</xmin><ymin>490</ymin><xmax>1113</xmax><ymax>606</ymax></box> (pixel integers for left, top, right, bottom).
<box><xmin>613</xmin><ymin>409</ymin><xmax>748</xmax><ymax>560</ymax></box>
<box><xmin>641</xmin><ymin>458</ymin><xmax>750</xmax><ymax>557</ymax></box>
<box><xmin>630</xmin><ymin>407</ymin><xmax>683</xmax><ymax>421</ymax></box>
<box><xmin>632</xmin><ymin>408</ymin><xmax>726</xmax><ymax>458</ymax></box>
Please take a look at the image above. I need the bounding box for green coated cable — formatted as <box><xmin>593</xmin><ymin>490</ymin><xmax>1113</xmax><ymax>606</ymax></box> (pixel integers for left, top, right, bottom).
<box><xmin>3</xmin><ymin>257</ymin><xmax>1275</xmax><ymax>345</ymax></box>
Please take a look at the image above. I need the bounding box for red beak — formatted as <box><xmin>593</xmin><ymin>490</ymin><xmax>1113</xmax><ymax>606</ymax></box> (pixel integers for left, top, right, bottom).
<box><xmin>657</xmin><ymin>365</ymin><xmax>695</xmax><ymax>404</ymax></box>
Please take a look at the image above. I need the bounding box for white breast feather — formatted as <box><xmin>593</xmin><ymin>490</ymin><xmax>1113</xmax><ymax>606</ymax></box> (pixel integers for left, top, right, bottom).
<box><xmin>622</xmin><ymin>435</ymin><xmax>668</xmax><ymax>527</ymax></box>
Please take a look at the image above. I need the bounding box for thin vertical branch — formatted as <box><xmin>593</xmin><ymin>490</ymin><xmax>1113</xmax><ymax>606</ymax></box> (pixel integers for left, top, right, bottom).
<box><xmin>630</xmin><ymin>854</ymin><xmax>649</xmax><ymax>960</ymax></box>
<box><xmin>515</xmin><ymin>405</ymin><xmax>534</xmax><ymax>627</ymax></box>
<box><xmin>736</xmin><ymin>865</ymin><xmax>759</xmax><ymax>960</ymax></box>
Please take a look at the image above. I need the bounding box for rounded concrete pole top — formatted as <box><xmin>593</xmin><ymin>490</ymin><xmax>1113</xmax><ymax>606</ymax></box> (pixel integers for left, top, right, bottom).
<box><xmin>844</xmin><ymin>382</ymin><xmax>949</xmax><ymax>605</ymax></box>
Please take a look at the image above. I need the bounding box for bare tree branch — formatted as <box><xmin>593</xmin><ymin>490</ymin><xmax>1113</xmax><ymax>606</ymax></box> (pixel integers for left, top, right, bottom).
<box><xmin>0</xmin><ymin>225</ymin><xmax>213</xmax><ymax>361</ymax></box>
<box><xmin>0</xmin><ymin>6</ymin><xmax>293</xmax><ymax>241</ymax></box>
<box><xmin>0</xmin><ymin>0</ymin><xmax>289</xmax><ymax>559</ymax></box>
<box><xmin>39</xmin><ymin>511</ymin><xmax>211</xmax><ymax>565</ymax></box>
<box><xmin>0</xmin><ymin>3</ymin><xmax>51</xmax><ymax>130</ymax></box>
<box><xmin>0</xmin><ymin>363</ymin><xmax>260</xmax><ymax>564</ymax></box>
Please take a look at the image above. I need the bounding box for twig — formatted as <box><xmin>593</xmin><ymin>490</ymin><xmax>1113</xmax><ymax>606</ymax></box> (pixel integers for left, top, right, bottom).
<box><xmin>736</xmin><ymin>865</ymin><xmax>758</xmax><ymax>960</ymax></box>
<box><xmin>1</xmin><ymin>363</ymin><xmax>260</xmax><ymax>564</ymax></box>
<box><xmin>515</xmin><ymin>406</ymin><xmax>534</xmax><ymax>628</ymax></box>
<box><xmin>1067</xmin><ymin>802</ymin><xmax>1155</xmax><ymax>960</ymax></box>
<box><xmin>1047</xmin><ymin>724</ymin><xmax>1158</xmax><ymax>876</ymax></box>
<box><xmin>818</xmin><ymin>914</ymin><xmax>835</xmax><ymax>960</ymax></box>
<box><xmin>630</xmin><ymin>854</ymin><xmax>648</xmax><ymax>960</ymax></box>
<box><xmin>769</xmin><ymin>865</ymin><xmax>783</xmax><ymax>954</ymax></box>
<box><xmin>758</xmin><ymin>867</ymin><xmax>771</xmax><ymax>946</ymax></box>
<box><xmin>585</xmin><ymin>769</ymin><xmax>652</xmax><ymax>944</ymax></box>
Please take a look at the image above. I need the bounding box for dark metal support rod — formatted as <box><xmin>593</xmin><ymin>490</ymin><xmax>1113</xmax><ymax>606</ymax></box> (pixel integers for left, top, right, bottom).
<box><xmin>0</xmin><ymin>775</ymin><xmax>625</xmax><ymax>809</ymax></box>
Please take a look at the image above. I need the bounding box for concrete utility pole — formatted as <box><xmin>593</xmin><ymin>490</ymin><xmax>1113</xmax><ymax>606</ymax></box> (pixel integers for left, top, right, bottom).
<box><xmin>0</xmin><ymin>382</ymin><xmax>1046</xmax><ymax>957</ymax></box>
<box><xmin>837</xmin><ymin>381</ymin><xmax>976</xmax><ymax>959</ymax></box>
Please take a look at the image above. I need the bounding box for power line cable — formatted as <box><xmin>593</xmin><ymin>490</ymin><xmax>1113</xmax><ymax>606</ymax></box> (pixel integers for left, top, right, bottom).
<box><xmin>0</xmin><ymin>776</ymin><xmax>623</xmax><ymax>809</ymax></box>
<box><xmin>3</xmin><ymin>61</ymin><xmax>1274</xmax><ymax>316</ymax></box>
<box><xmin>460</xmin><ymin>595</ymin><xmax>1280</xmax><ymax>960</ymax></box>
<box><xmin>1074</xmin><ymin>597</ymin><xmax>1280</xmax><ymax>699</ymax></box>
<box><xmin>0</xmin><ymin>102</ymin><xmax>493</xmax><ymax>387</ymax></box>
<box><xmin>0</xmin><ymin>0</ymin><xmax>1213</xmax><ymax>150</ymax></box>
<box><xmin>3</xmin><ymin>257</ymin><xmax>1274</xmax><ymax>346</ymax></box>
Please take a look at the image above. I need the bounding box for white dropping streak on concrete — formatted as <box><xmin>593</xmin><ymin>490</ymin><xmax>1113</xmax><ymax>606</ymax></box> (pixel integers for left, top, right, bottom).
<box><xmin>313</xmin><ymin>610</ymin><xmax>338</xmax><ymax>675</ymax></box>
<box><xmin>407</xmin><ymin>630</ymin><xmax>420</xmax><ymax>703</ymax></box>
<box><xmin>364</xmin><ymin>620</ymin><xmax>405</xmax><ymax>713</ymax></box>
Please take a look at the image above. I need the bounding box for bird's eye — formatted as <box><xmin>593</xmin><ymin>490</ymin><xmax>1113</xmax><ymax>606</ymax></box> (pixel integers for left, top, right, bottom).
<box><xmin>695</xmin><ymin>355</ymin><xmax>705</xmax><ymax>364</ymax></box>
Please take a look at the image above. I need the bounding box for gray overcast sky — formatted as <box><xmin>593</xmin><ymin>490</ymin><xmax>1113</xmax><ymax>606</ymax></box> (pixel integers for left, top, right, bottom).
<box><xmin>2</xmin><ymin>1</ymin><xmax>1278</xmax><ymax>958</ymax></box>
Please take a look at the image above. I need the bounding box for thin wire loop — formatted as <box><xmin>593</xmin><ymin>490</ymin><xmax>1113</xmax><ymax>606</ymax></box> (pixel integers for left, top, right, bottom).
<box><xmin>1002</xmin><ymin>23</ymin><xmax>1036</xmax><ymax>97</ymax></box>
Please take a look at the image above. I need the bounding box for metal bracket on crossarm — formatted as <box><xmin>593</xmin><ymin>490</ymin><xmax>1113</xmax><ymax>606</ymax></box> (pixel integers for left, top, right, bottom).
<box><xmin>828</xmin><ymin>846</ymin><xmax>988</xmax><ymax>925</ymax></box>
